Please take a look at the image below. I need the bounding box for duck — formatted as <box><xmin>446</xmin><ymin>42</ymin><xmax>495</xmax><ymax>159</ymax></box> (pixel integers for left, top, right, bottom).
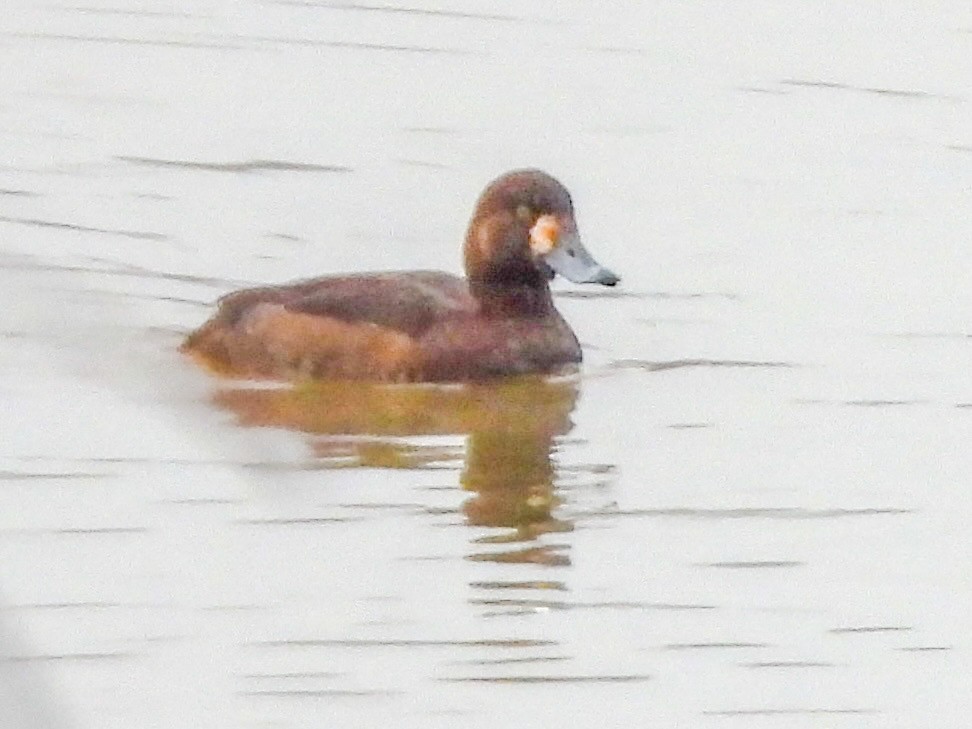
<box><xmin>181</xmin><ymin>169</ymin><xmax>619</xmax><ymax>382</ymax></box>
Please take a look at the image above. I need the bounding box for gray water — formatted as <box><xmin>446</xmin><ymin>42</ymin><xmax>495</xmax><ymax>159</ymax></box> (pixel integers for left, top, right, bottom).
<box><xmin>1</xmin><ymin>1</ymin><xmax>970</xmax><ymax>727</ymax></box>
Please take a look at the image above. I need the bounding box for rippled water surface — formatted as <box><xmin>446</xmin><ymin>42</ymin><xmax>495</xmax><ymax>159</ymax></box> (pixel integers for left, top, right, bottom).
<box><xmin>1</xmin><ymin>1</ymin><xmax>970</xmax><ymax>727</ymax></box>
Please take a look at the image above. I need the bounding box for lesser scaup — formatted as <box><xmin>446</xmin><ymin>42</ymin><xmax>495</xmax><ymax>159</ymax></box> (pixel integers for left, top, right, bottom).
<box><xmin>182</xmin><ymin>169</ymin><xmax>619</xmax><ymax>381</ymax></box>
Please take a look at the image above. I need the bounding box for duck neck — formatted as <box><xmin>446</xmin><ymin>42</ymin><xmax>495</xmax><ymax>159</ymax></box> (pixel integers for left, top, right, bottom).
<box><xmin>470</xmin><ymin>277</ymin><xmax>555</xmax><ymax>318</ymax></box>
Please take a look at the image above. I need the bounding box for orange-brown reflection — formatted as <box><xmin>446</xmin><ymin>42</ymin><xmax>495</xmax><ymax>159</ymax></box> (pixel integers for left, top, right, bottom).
<box><xmin>212</xmin><ymin>377</ymin><xmax>579</xmax><ymax>563</ymax></box>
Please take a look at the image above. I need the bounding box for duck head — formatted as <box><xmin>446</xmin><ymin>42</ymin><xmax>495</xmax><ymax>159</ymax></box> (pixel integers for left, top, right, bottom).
<box><xmin>463</xmin><ymin>169</ymin><xmax>620</xmax><ymax>303</ymax></box>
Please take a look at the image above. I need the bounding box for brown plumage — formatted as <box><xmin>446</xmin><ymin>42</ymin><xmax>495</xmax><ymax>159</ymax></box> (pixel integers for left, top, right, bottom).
<box><xmin>181</xmin><ymin>169</ymin><xmax>619</xmax><ymax>382</ymax></box>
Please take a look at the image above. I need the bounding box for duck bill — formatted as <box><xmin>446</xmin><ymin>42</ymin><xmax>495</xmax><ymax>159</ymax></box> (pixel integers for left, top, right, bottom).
<box><xmin>543</xmin><ymin>232</ymin><xmax>620</xmax><ymax>286</ymax></box>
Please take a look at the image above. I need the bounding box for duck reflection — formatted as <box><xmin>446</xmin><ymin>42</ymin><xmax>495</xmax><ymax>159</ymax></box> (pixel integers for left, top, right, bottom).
<box><xmin>212</xmin><ymin>377</ymin><xmax>579</xmax><ymax>565</ymax></box>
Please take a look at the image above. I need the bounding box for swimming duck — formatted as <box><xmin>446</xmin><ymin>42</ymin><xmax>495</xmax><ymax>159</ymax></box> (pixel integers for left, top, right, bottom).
<box><xmin>182</xmin><ymin>169</ymin><xmax>619</xmax><ymax>382</ymax></box>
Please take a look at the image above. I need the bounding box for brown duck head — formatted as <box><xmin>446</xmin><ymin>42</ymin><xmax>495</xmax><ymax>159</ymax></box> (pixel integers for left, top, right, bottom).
<box><xmin>463</xmin><ymin>169</ymin><xmax>619</xmax><ymax>315</ymax></box>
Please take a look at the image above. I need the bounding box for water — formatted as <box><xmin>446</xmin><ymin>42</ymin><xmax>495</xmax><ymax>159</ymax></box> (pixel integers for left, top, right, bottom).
<box><xmin>1</xmin><ymin>1</ymin><xmax>970</xmax><ymax>727</ymax></box>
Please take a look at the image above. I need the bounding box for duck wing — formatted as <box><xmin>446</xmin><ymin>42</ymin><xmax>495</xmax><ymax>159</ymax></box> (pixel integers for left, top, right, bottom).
<box><xmin>252</xmin><ymin>271</ymin><xmax>475</xmax><ymax>339</ymax></box>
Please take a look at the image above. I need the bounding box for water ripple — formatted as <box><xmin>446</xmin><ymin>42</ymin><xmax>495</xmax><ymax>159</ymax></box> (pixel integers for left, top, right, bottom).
<box><xmin>0</xmin><ymin>214</ymin><xmax>167</xmax><ymax>241</ymax></box>
<box><xmin>239</xmin><ymin>689</ymin><xmax>398</xmax><ymax>697</ymax></box>
<box><xmin>11</xmin><ymin>32</ymin><xmax>251</xmax><ymax>50</ymax></box>
<box><xmin>443</xmin><ymin>674</ymin><xmax>651</xmax><ymax>684</ymax></box>
<box><xmin>117</xmin><ymin>156</ymin><xmax>351</xmax><ymax>174</ymax></box>
<box><xmin>7</xmin><ymin>652</ymin><xmax>138</xmax><ymax>663</ymax></box>
<box><xmin>249</xmin><ymin>638</ymin><xmax>556</xmax><ymax>649</ymax></box>
<box><xmin>665</xmin><ymin>642</ymin><xmax>768</xmax><ymax>651</ymax></box>
<box><xmin>701</xmin><ymin>561</ymin><xmax>803</xmax><ymax>569</ymax></box>
<box><xmin>591</xmin><ymin>506</ymin><xmax>911</xmax><ymax>520</ymax></box>
<box><xmin>705</xmin><ymin>708</ymin><xmax>878</xmax><ymax>716</ymax></box>
<box><xmin>781</xmin><ymin>78</ymin><xmax>955</xmax><ymax>101</ymax></box>
<box><xmin>829</xmin><ymin>625</ymin><xmax>912</xmax><ymax>634</ymax></box>
<box><xmin>264</xmin><ymin>1</ymin><xmax>525</xmax><ymax>23</ymax></box>
<box><xmin>612</xmin><ymin>359</ymin><xmax>795</xmax><ymax>373</ymax></box>
<box><xmin>471</xmin><ymin>598</ymin><xmax>716</xmax><ymax>612</ymax></box>
<box><xmin>743</xmin><ymin>661</ymin><xmax>836</xmax><ymax>669</ymax></box>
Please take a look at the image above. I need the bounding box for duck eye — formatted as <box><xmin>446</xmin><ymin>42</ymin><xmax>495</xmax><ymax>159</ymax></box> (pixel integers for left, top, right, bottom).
<box><xmin>515</xmin><ymin>204</ymin><xmax>533</xmax><ymax>222</ymax></box>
